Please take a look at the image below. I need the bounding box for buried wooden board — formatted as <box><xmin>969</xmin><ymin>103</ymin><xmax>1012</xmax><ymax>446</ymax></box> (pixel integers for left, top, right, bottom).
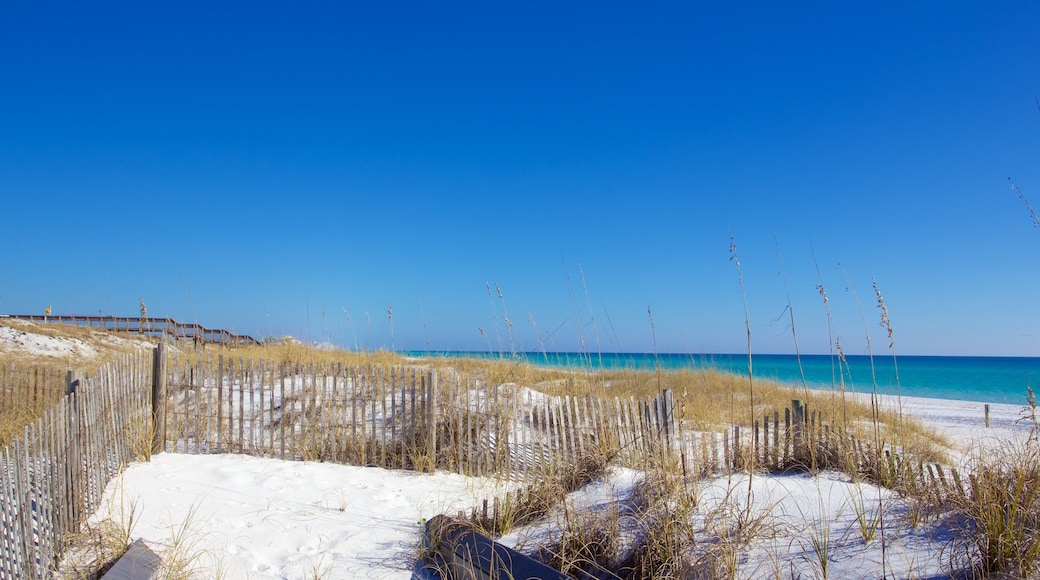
<box><xmin>418</xmin><ymin>515</ymin><xmax>572</xmax><ymax>580</ymax></box>
<box><xmin>101</xmin><ymin>539</ymin><xmax>161</xmax><ymax>580</ymax></box>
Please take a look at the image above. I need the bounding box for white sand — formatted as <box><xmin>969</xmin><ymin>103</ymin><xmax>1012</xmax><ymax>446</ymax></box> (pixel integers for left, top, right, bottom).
<box><xmin>76</xmin><ymin>454</ymin><xmax>511</xmax><ymax>579</ymax></box>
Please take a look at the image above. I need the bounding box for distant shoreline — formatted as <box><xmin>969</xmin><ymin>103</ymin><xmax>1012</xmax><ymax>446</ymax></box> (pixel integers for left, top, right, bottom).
<box><xmin>411</xmin><ymin>350</ymin><xmax>1040</xmax><ymax>406</ymax></box>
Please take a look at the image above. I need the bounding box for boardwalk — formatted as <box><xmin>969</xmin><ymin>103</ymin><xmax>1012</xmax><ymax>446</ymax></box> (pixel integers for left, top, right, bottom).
<box><xmin>0</xmin><ymin>314</ymin><xmax>260</xmax><ymax>346</ymax></box>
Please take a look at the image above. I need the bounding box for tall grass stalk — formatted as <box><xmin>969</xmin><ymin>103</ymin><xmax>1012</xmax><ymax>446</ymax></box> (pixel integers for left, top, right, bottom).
<box><xmin>527</xmin><ymin>314</ymin><xmax>551</xmax><ymax>365</ymax></box>
<box><xmin>484</xmin><ymin>282</ymin><xmax>503</xmax><ymax>354</ymax></box>
<box><xmin>341</xmin><ymin>307</ymin><xmax>360</xmax><ymax>352</ymax></box>
<box><xmin>578</xmin><ymin>263</ymin><xmax>604</xmax><ymax>371</ymax></box>
<box><xmin>478</xmin><ymin>327</ymin><xmax>493</xmax><ymax>354</ymax></box>
<box><xmin>560</xmin><ymin>256</ymin><xmax>596</xmax><ymax>377</ymax></box>
<box><xmin>387</xmin><ymin>303</ymin><xmax>395</xmax><ymax>352</ymax></box>
<box><xmin>648</xmin><ymin>307</ymin><xmax>662</xmax><ymax>394</ymax></box>
<box><xmin>848</xmin><ymin>483</ymin><xmax>885</xmax><ymax>544</ymax></box>
<box><xmin>774</xmin><ymin>234</ymin><xmax>808</xmax><ymax>397</ymax></box>
<box><xmin>874</xmin><ymin>279</ymin><xmax>903</xmax><ymax>427</ymax></box>
<box><xmin>841</xmin><ymin>266</ymin><xmax>888</xmax><ymax>577</ymax></box>
<box><xmin>802</xmin><ymin>486</ymin><xmax>831</xmax><ymax>579</ymax></box>
<box><xmin>729</xmin><ymin>232</ymin><xmax>757</xmax><ymax>507</ymax></box>
<box><xmin>495</xmin><ymin>283</ymin><xmax>518</xmax><ymax>357</ymax></box>
<box><xmin>1011</xmin><ymin>177</ymin><xmax>1040</xmax><ymax>227</ymax></box>
<box><xmin>811</xmin><ymin>247</ymin><xmax>845</xmax><ymax>427</ymax></box>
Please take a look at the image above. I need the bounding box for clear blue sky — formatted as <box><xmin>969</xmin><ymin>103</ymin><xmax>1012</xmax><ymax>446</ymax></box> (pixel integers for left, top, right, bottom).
<box><xmin>2</xmin><ymin>2</ymin><xmax>1039</xmax><ymax>356</ymax></box>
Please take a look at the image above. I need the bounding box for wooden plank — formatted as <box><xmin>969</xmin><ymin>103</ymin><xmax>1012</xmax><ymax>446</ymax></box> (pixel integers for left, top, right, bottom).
<box><xmin>588</xmin><ymin>396</ymin><xmax>601</xmax><ymax>456</ymax></box>
<box><xmin>40</xmin><ymin>408</ymin><xmax>56</xmax><ymax>566</ymax></box>
<box><xmin>2</xmin><ymin>444</ymin><xmax>22</xmax><ymax>578</ymax></box>
<box><xmin>289</xmin><ymin>364</ymin><xmax>299</xmax><ymax>460</ymax></box>
<box><xmin>44</xmin><ymin>407</ymin><xmax>60</xmax><ymax>572</ymax></box>
<box><xmin>456</xmin><ymin>378</ymin><xmax>466</xmax><ymax>475</ymax></box>
<box><xmin>15</xmin><ymin>433</ymin><xmax>33</xmax><ymax>578</ymax></box>
<box><xmin>151</xmin><ymin>344</ymin><xmax>168</xmax><ymax>455</ymax></box>
<box><xmin>350</xmin><ymin>366</ymin><xmax>359</xmax><ymax>462</ymax></box>
<box><xmin>318</xmin><ymin>366</ymin><xmax>329</xmax><ymax>462</ymax></box>
<box><xmin>338</xmin><ymin>366</ymin><xmax>347</xmax><ymax>462</ymax></box>
<box><xmin>631</xmin><ymin>397</ymin><xmax>645</xmax><ymax>456</ymax></box>
<box><xmin>421</xmin><ymin>516</ymin><xmax>571</xmax><ymax>580</ymax></box>
<box><xmin>79</xmin><ymin>384</ymin><xmax>96</xmax><ymax>513</ymax></box>
<box><xmin>279</xmin><ymin>363</ymin><xmax>287</xmax><ymax>460</ymax></box>
<box><xmin>262</xmin><ymin>361</ymin><xmax>271</xmax><ymax>456</ymax></box>
<box><xmin>617</xmin><ymin>397</ymin><xmax>631</xmax><ymax>461</ymax></box>
<box><xmin>601</xmin><ymin>396</ymin><xmax>615</xmax><ymax>453</ymax></box>
<box><xmin>427</xmin><ymin>371</ymin><xmax>438</xmax><ymax>472</ymax></box>
<box><xmin>203</xmin><ymin>357</ymin><xmax>212</xmax><ymax>453</ymax></box>
<box><xmin>389</xmin><ymin>369</ymin><xmax>398</xmax><ymax>467</ymax></box>
<box><xmin>557</xmin><ymin>397</ymin><xmax>569</xmax><ymax>462</ymax></box>
<box><xmin>409</xmin><ymin>370</ymin><xmax>417</xmax><ymax>469</ymax></box>
<box><xmin>217</xmin><ymin>355</ymin><xmax>225</xmax><ymax>451</ymax></box>
<box><xmin>237</xmin><ymin>357</ymin><xmax>245</xmax><ymax>453</ymax></box>
<box><xmin>560</xmin><ymin>398</ymin><xmax>573</xmax><ymax>462</ymax></box>
<box><xmin>614</xmin><ymin>397</ymin><xmax>628</xmax><ymax>458</ymax></box>
<box><xmin>400</xmin><ymin>374</ymin><xmax>409</xmax><ymax>469</ymax></box>
<box><xmin>376</xmin><ymin>365</ymin><xmax>384</xmax><ymax>465</ymax></box>
<box><xmin>100</xmin><ymin>538</ymin><xmax>161</xmax><ymax>580</ymax></box>
<box><xmin>52</xmin><ymin>397</ymin><xmax>68</xmax><ymax>547</ymax></box>
<box><xmin>573</xmin><ymin>395</ymin><xmax>586</xmax><ymax>456</ymax></box>
<box><xmin>773</xmin><ymin>411</ymin><xmax>780</xmax><ymax>468</ymax></box>
<box><xmin>783</xmin><ymin>407</ymin><xmax>792</xmax><ymax>466</ymax></box>
<box><xmin>0</xmin><ymin>445</ymin><xmax>14</xmax><ymax>578</ymax></box>
<box><xmin>325</xmin><ymin>370</ymin><xmax>334</xmax><ymax>461</ymax></box>
<box><xmin>335</xmin><ymin>365</ymin><xmax>345</xmax><ymax>462</ymax></box>
<box><xmin>480</xmin><ymin>380</ymin><xmax>489</xmax><ymax>475</ymax></box>
<box><xmin>358</xmin><ymin>382</ymin><xmax>368</xmax><ymax>466</ymax></box>
<box><xmin>68</xmin><ymin>390</ymin><xmax>82</xmax><ymax>527</ymax></box>
<box><xmin>27</xmin><ymin>420</ymin><xmax>45</xmax><ymax>578</ymax></box>
<box><xmin>248</xmin><ymin>358</ymin><xmax>256</xmax><ymax>454</ymax></box>
<box><xmin>501</xmin><ymin>387</ymin><xmax>512</xmax><ymax>479</ymax></box>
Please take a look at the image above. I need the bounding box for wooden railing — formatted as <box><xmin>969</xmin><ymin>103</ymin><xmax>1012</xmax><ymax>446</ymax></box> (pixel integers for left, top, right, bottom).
<box><xmin>1</xmin><ymin>314</ymin><xmax>259</xmax><ymax>346</ymax></box>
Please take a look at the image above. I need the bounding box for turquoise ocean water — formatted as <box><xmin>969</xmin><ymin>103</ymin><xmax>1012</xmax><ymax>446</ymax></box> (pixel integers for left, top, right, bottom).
<box><xmin>408</xmin><ymin>351</ymin><xmax>1040</xmax><ymax>406</ymax></box>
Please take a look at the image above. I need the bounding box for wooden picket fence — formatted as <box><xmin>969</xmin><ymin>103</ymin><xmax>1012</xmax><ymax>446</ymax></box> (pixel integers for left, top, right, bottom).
<box><xmin>0</xmin><ymin>346</ymin><xmax>973</xmax><ymax>579</ymax></box>
<box><xmin>161</xmin><ymin>354</ymin><xmax>681</xmax><ymax>481</ymax></box>
<box><xmin>160</xmin><ymin>353</ymin><xmax>966</xmax><ymax>491</ymax></box>
<box><xmin>0</xmin><ymin>352</ymin><xmax>153</xmax><ymax>580</ymax></box>
<box><xmin>163</xmin><ymin>355</ymin><xmax>440</xmax><ymax>468</ymax></box>
<box><xmin>0</xmin><ymin>365</ymin><xmax>68</xmax><ymax>448</ymax></box>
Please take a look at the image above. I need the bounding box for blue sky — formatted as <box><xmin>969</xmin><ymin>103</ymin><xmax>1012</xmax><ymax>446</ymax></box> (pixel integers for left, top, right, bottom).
<box><xmin>2</xmin><ymin>2</ymin><xmax>1040</xmax><ymax>356</ymax></box>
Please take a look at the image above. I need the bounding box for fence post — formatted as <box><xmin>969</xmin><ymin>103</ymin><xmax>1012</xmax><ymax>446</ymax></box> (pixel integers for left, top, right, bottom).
<box><xmin>659</xmin><ymin>389</ymin><xmax>675</xmax><ymax>449</ymax></box>
<box><xmin>66</xmin><ymin>370</ymin><xmax>84</xmax><ymax>523</ymax></box>
<box><xmin>65</xmin><ymin>370</ymin><xmax>82</xmax><ymax>396</ymax></box>
<box><xmin>791</xmin><ymin>399</ymin><xmax>805</xmax><ymax>464</ymax></box>
<box><xmin>151</xmin><ymin>343</ymin><xmax>168</xmax><ymax>455</ymax></box>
